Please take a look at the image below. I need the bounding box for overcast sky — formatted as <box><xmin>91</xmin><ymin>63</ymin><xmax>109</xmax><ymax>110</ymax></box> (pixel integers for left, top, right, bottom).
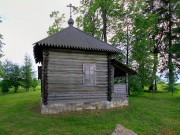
<box><xmin>0</xmin><ymin>0</ymin><xmax>80</xmax><ymax>66</ymax></box>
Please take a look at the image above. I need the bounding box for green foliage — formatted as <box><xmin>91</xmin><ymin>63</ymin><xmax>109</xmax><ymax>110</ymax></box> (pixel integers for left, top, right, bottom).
<box><xmin>0</xmin><ymin>80</ymin><xmax>10</xmax><ymax>93</ymax></box>
<box><xmin>21</xmin><ymin>54</ymin><xmax>34</xmax><ymax>91</ymax></box>
<box><xmin>76</xmin><ymin>0</ymin><xmax>120</xmax><ymax>42</ymax></box>
<box><xmin>132</xmin><ymin>14</ymin><xmax>158</xmax><ymax>88</ymax></box>
<box><xmin>129</xmin><ymin>76</ymin><xmax>143</xmax><ymax>96</ymax></box>
<box><xmin>0</xmin><ymin>18</ymin><xmax>4</xmax><ymax>59</ymax></box>
<box><xmin>2</xmin><ymin>60</ymin><xmax>22</xmax><ymax>93</ymax></box>
<box><xmin>0</xmin><ymin>54</ymin><xmax>35</xmax><ymax>93</ymax></box>
<box><xmin>149</xmin><ymin>0</ymin><xmax>180</xmax><ymax>93</ymax></box>
<box><xmin>47</xmin><ymin>11</ymin><xmax>65</xmax><ymax>36</ymax></box>
<box><xmin>31</xmin><ymin>78</ymin><xmax>39</xmax><ymax>91</ymax></box>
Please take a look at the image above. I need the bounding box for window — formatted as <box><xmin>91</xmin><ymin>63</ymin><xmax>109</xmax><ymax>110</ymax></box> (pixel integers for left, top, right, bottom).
<box><xmin>83</xmin><ymin>64</ymin><xmax>96</xmax><ymax>86</ymax></box>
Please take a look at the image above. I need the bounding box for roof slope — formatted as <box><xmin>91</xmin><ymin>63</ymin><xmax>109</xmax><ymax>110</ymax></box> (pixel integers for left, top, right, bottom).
<box><xmin>33</xmin><ymin>26</ymin><xmax>120</xmax><ymax>63</ymax></box>
<box><xmin>111</xmin><ymin>59</ymin><xmax>137</xmax><ymax>76</ymax></box>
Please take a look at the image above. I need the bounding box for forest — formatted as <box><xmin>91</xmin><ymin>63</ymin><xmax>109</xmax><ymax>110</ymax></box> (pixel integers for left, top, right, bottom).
<box><xmin>47</xmin><ymin>0</ymin><xmax>179</xmax><ymax>95</ymax></box>
<box><xmin>0</xmin><ymin>0</ymin><xmax>179</xmax><ymax>95</ymax></box>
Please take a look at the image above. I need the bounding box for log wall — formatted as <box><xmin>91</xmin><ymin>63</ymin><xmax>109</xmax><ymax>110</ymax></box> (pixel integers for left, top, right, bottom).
<box><xmin>47</xmin><ymin>49</ymin><xmax>108</xmax><ymax>102</ymax></box>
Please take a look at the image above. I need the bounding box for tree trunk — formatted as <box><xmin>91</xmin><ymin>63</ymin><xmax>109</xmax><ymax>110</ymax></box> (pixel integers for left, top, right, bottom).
<box><xmin>168</xmin><ymin>1</ymin><xmax>174</xmax><ymax>95</ymax></box>
<box><xmin>126</xmin><ymin>17</ymin><xmax>130</xmax><ymax>96</ymax></box>
<box><xmin>149</xmin><ymin>47</ymin><xmax>158</xmax><ymax>92</ymax></box>
<box><xmin>102</xmin><ymin>8</ymin><xmax>107</xmax><ymax>42</ymax></box>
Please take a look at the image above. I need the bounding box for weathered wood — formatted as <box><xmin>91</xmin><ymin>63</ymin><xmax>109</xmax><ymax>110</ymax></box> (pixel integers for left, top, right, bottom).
<box><xmin>48</xmin><ymin>49</ymin><xmax>107</xmax><ymax>56</ymax></box>
<box><xmin>47</xmin><ymin>50</ymin><xmax>109</xmax><ymax>102</ymax></box>
<box><xmin>48</xmin><ymin>85</ymin><xmax>108</xmax><ymax>91</ymax></box>
<box><xmin>48</xmin><ymin>98</ymin><xmax>107</xmax><ymax>103</ymax></box>
<box><xmin>38</xmin><ymin>66</ymin><xmax>42</xmax><ymax>80</ymax></box>
<box><xmin>48</xmin><ymin>96</ymin><xmax>107</xmax><ymax>100</ymax></box>
<box><xmin>48</xmin><ymin>90</ymin><xmax>107</xmax><ymax>94</ymax></box>
<box><xmin>42</xmin><ymin>49</ymin><xmax>49</xmax><ymax>105</ymax></box>
<box><xmin>107</xmin><ymin>55</ymin><xmax>113</xmax><ymax>101</ymax></box>
<box><xmin>113</xmin><ymin>84</ymin><xmax>127</xmax><ymax>94</ymax></box>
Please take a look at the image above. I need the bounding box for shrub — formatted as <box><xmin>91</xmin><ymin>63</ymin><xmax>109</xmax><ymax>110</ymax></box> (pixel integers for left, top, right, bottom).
<box><xmin>129</xmin><ymin>76</ymin><xmax>144</xmax><ymax>96</ymax></box>
<box><xmin>0</xmin><ymin>80</ymin><xmax>11</xmax><ymax>94</ymax></box>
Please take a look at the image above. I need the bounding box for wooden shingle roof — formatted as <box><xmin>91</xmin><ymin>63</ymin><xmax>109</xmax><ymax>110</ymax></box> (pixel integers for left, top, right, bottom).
<box><xmin>33</xmin><ymin>26</ymin><xmax>120</xmax><ymax>63</ymax></box>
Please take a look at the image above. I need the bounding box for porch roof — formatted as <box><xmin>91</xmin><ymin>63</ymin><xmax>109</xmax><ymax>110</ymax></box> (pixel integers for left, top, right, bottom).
<box><xmin>111</xmin><ymin>59</ymin><xmax>137</xmax><ymax>77</ymax></box>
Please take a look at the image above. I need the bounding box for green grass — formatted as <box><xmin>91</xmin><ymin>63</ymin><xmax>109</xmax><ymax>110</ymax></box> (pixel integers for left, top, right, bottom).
<box><xmin>0</xmin><ymin>88</ymin><xmax>180</xmax><ymax>135</ymax></box>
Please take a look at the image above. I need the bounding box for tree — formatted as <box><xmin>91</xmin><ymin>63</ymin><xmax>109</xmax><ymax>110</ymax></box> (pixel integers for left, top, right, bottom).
<box><xmin>47</xmin><ymin>11</ymin><xmax>65</xmax><ymax>36</ymax></box>
<box><xmin>152</xmin><ymin>0</ymin><xmax>179</xmax><ymax>94</ymax></box>
<box><xmin>145</xmin><ymin>0</ymin><xmax>159</xmax><ymax>92</ymax></box>
<box><xmin>0</xmin><ymin>18</ymin><xmax>5</xmax><ymax>77</ymax></box>
<box><xmin>76</xmin><ymin>0</ymin><xmax>120</xmax><ymax>42</ymax></box>
<box><xmin>132</xmin><ymin>14</ymin><xmax>158</xmax><ymax>89</ymax></box>
<box><xmin>0</xmin><ymin>18</ymin><xmax>4</xmax><ymax>59</ymax></box>
<box><xmin>76</xmin><ymin>0</ymin><xmax>102</xmax><ymax>39</ymax></box>
<box><xmin>31</xmin><ymin>78</ymin><xmax>39</xmax><ymax>91</ymax></box>
<box><xmin>0</xmin><ymin>80</ymin><xmax>10</xmax><ymax>94</ymax></box>
<box><xmin>21</xmin><ymin>54</ymin><xmax>34</xmax><ymax>91</ymax></box>
<box><xmin>1</xmin><ymin>60</ymin><xmax>21</xmax><ymax>93</ymax></box>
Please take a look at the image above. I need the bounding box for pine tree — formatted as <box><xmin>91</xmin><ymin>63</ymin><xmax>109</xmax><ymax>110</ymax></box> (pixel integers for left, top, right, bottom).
<box><xmin>21</xmin><ymin>54</ymin><xmax>34</xmax><ymax>91</ymax></box>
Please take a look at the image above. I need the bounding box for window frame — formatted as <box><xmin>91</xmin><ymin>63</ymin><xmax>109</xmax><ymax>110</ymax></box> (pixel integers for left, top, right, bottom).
<box><xmin>83</xmin><ymin>63</ymin><xmax>96</xmax><ymax>86</ymax></box>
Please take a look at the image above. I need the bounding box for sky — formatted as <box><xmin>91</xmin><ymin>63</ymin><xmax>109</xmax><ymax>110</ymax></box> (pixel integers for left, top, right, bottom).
<box><xmin>0</xmin><ymin>0</ymin><xmax>80</xmax><ymax>66</ymax></box>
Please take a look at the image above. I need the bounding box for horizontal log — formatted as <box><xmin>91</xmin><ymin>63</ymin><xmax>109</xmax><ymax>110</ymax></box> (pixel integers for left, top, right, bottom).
<box><xmin>48</xmin><ymin>91</ymin><xmax>107</xmax><ymax>96</ymax></box>
<box><xmin>48</xmin><ymin>98</ymin><xmax>107</xmax><ymax>103</ymax></box>
<box><xmin>48</xmin><ymin>97</ymin><xmax>107</xmax><ymax>101</ymax></box>
<box><xmin>48</xmin><ymin>56</ymin><xmax>107</xmax><ymax>61</ymax></box>
<box><xmin>48</xmin><ymin>88</ymin><xmax>107</xmax><ymax>93</ymax></box>
<box><xmin>49</xmin><ymin>51</ymin><xmax>107</xmax><ymax>57</ymax></box>
<box><xmin>48</xmin><ymin>61</ymin><xmax>108</xmax><ymax>66</ymax></box>
<box><xmin>48</xmin><ymin>90</ymin><xmax>107</xmax><ymax>95</ymax></box>
<box><xmin>112</xmin><ymin>94</ymin><xmax>128</xmax><ymax>97</ymax></box>
<box><xmin>47</xmin><ymin>65</ymin><xmax>108</xmax><ymax>69</ymax></box>
<box><xmin>47</xmin><ymin>81</ymin><xmax>108</xmax><ymax>85</ymax></box>
<box><xmin>49</xmin><ymin>48</ymin><xmax>107</xmax><ymax>55</ymax></box>
<box><xmin>47</xmin><ymin>76</ymin><xmax>107</xmax><ymax>80</ymax></box>
<box><xmin>47</xmin><ymin>69</ymin><xmax>108</xmax><ymax>72</ymax></box>
<box><xmin>48</xmin><ymin>94</ymin><xmax>107</xmax><ymax>99</ymax></box>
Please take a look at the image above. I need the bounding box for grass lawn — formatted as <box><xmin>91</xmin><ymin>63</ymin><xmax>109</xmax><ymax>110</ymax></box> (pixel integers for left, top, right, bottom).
<box><xmin>0</xmin><ymin>88</ymin><xmax>179</xmax><ymax>135</ymax></box>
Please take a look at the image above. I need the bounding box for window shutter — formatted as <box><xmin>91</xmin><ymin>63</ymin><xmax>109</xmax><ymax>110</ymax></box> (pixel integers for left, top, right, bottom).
<box><xmin>83</xmin><ymin>64</ymin><xmax>96</xmax><ymax>86</ymax></box>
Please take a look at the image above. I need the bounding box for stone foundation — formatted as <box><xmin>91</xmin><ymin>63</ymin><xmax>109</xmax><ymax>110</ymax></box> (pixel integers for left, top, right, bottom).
<box><xmin>41</xmin><ymin>100</ymin><xmax>128</xmax><ymax>114</ymax></box>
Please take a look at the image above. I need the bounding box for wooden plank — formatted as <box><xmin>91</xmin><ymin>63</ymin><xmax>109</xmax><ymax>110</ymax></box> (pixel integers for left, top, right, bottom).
<box><xmin>48</xmin><ymin>97</ymin><xmax>107</xmax><ymax>101</ymax></box>
<box><xmin>49</xmin><ymin>56</ymin><xmax>107</xmax><ymax>61</ymax></box>
<box><xmin>48</xmin><ymin>48</ymin><xmax>107</xmax><ymax>55</ymax></box>
<box><xmin>49</xmin><ymin>51</ymin><xmax>107</xmax><ymax>57</ymax></box>
<box><xmin>48</xmin><ymin>94</ymin><xmax>107</xmax><ymax>98</ymax></box>
<box><xmin>48</xmin><ymin>98</ymin><xmax>107</xmax><ymax>103</ymax></box>
<box><xmin>113</xmin><ymin>84</ymin><xmax>127</xmax><ymax>94</ymax></box>
<box><xmin>46</xmin><ymin>50</ymin><xmax>109</xmax><ymax>103</ymax></box>
<box><xmin>112</xmin><ymin>93</ymin><xmax>128</xmax><ymax>97</ymax></box>
<box><xmin>47</xmin><ymin>68</ymin><xmax>108</xmax><ymax>72</ymax></box>
<box><xmin>48</xmin><ymin>87</ymin><xmax>107</xmax><ymax>92</ymax></box>
<box><xmin>48</xmin><ymin>90</ymin><xmax>107</xmax><ymax>94</ymax></box>
<box><xmin>48</xmin><ymin>92</ymin><xmax>107</xmax><ymax>96</ymax></box>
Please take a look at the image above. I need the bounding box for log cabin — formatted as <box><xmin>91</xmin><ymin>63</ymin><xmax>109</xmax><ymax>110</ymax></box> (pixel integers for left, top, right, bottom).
<box><xmin>33</xmin><ymin>18</ymin><xmax>136</xmax><ymax>114</ymax></box>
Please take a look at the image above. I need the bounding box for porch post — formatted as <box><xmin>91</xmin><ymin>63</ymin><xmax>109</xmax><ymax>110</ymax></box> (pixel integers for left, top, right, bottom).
<box><xmin>108</xmin><ymin>55</ymin><xmax>113</xmax><ymax>101</ymax></box>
